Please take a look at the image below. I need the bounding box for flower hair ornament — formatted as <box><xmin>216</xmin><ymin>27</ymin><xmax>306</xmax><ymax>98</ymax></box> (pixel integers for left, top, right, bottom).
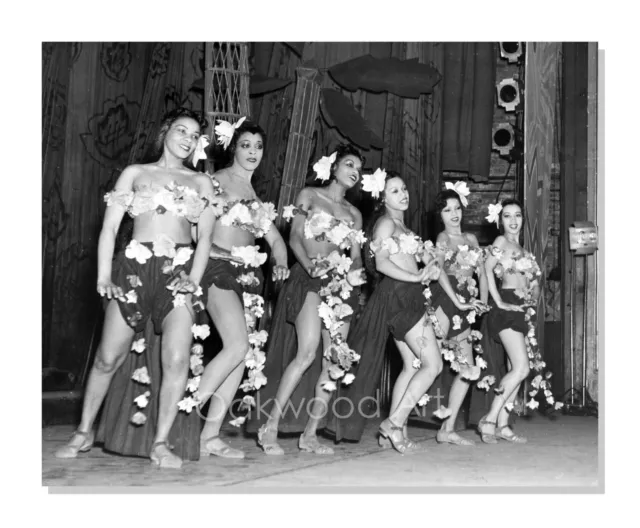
<box><xmin>361</xmin><ymin>168</ymin><xmax>387</xmax><ymax>199</ymax></box>
<box><xmin>486</xmin><ymin>203</ymin><xmax>503</xmax><ymax>226</ymax></box>
<box><xmin>214</xmin><ymin>116</ymin><xmax>247</xmax><ymax>150</ymax></box>
<box><xmin>444</xmin><ymin>181</ymin><xmax>471</xmax><ymax>207</ymax></box>
<box><xmin>313</xmin><ymin>152</ymin><xmax>337</xmax><ymax>181</ymax></box>
<box><xmin>192</xmin><ymin>135</ymin><xmax>210</xmax><ymax>165</ymax></box>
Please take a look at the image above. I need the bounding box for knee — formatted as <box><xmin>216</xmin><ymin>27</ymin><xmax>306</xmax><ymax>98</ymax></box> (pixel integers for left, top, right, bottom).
<box><xmin>423</xmin><ymin>357</ymin><xmax>443</xmax><ymax>376</ymax></box>
<box><xmin>295</xmin><ymin>346</ymin><xmax>317</xmax><ymax>370</ymax></box>
<box><xmin>517</xmin><ymin>364</ymin><xmax>531</xmax><ymax>381</ymax></box>
<box><xmin>226</xmin><ymin>339</ymin><xmax>250</xmax><ymax>367</ymax></box>
<box><xmin>93</xmin><ymin>350</ymin><xmax>121</xmax><ymax>375</ymax></box>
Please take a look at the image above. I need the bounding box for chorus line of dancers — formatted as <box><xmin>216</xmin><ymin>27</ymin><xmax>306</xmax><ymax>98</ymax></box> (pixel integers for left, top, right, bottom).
<box><xmin>54</xmin><ymin>108</ymin><xmax>560</xmax><ymax>468</ymax></box>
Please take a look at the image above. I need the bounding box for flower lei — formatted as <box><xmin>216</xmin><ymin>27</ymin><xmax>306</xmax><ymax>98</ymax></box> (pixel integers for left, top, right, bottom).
<box><xmin>284</xmin><ymin>206</ymin><xmax>367</xmax><ymax>388</ymax></box>
<box><xmin>218</xmin><ymin>199</ymin><xmax>277</xmax><ymax>238</ymax></box>
<box><xmin>488</xmin><ymin>245</ymin><xmax>563</xmax><ymax>412</ymax></box>
<box><xmin>104</xmin><ymin>181</ymin><xmax>211</xmax><ymax>224</ymax></box>
<box><xmin>125</xmin><ymin>235</ymin><xmax>208</xmax><ymax>424</ymax></box>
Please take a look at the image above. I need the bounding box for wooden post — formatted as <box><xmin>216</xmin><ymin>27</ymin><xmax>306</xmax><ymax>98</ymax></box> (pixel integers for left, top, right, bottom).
<box><xmin>523</xmin><ymin>42</ymin><xmax>562</xmax><ymax>403</ymax></box>
<box><xmin>275</xmin><ymin>67</ymin><xmax>322</xmax><ymax>228</ymax></box>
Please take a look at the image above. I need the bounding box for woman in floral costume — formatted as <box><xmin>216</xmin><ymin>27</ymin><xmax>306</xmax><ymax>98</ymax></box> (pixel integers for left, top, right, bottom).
<box><xmin>246</xmin><ymin>144</ymin><xmax>367</xmax><ymax>456</ymax></box>
<box><xmin>194</xmin><ymin>119</ymin><xmax>290</xmax><ymax>459</ymax></box>
<box><xmin>475</xmin><ymin>199</ymin><xmax>559</xmax><ymax>444</ymax></box>
<box><xmin>54</xmin><ymin>108</ymin><xmax>216</xmax><ymax>468</ymax></box>
<box><xmin>328</xmin><ymin>173</ymin><xmax>442</xmax><ymax>454</ymax></box>
<box><xmin>426</xmin><ymin>186</ymin><xmax>490</xmax><ymax>446</ymax></box>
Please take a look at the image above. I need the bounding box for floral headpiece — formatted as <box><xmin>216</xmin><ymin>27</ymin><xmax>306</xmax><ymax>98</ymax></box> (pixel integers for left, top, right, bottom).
<box><xmin>444</xmin><ymin>181</ymin><xmax>470</xmax><ymax>207</ymax></box>
<box><xmin>486</xmin><ymin>203</ymin><xmax>503</xmax><ymax>226</ymax></box>
<box><xmin>313</xmin><ymin>152</ymin><xmax>337</xmax><ymax>181</ymax></box>
<box><xmin>214</xmin><ymin>116</ymin><xmax>247</xmax><ymax>150</ymax></box>
<box><xmin>192</xmin><ymin>135</ymin><xmax>210</xmax><ymax>165</ymax></box>
<box><xmin>361</xmin><ymin>168</ymin><xmax>387</xmax><ymax>199</ymax></box>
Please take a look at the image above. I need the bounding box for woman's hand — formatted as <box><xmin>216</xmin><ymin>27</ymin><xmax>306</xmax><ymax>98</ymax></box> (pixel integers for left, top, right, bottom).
<box><xmin>346</xmin><ymin>267</ymin><xmax>367</xmax><ymax>287</ymax></box>
<box><xmin>308</xmin><ymin>259</ymin><xmax>334</xmax><ymax>278</ymax></box>
<box><xmin>272</xmin><ymin>264</ymin><xmax>290</xmax><ymax>282</ymax></box>
<box><xmin>496</xmin><ymin>301</ymin><xmax>524</xmax><ymax>312</ymax></box>
<box><xmin>97</xmin><ymin>279</ymin><xmax>126</xmax><ymax>302</ymax></box>
<box><xmin>167</xmin><ymin>271</ymin><xmax>199</xmax><ymax>294</ymax></box>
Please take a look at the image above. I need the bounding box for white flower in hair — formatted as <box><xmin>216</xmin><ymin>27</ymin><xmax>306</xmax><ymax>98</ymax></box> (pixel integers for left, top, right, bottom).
<box><xmin>192</xmin><ymin>135</ymin><xmax>210</xmax><ymax>165</ymax></box>
<box><xmin>214</xmin><ymin>116</ymin><xmax>247</xmax><ymax>150</ymax></box>
<box><xmin>361</xmin><ymin>168</ymin><xmax>387</xmax><ymax>199</ymax></box>
<box><xmin>444</xmin><ymin>180</ymin><xmax>471</xmax><ymax>207</ymax></box>
<box><xmin>486</xmin><ymin>203</ymin><xmax>503</xmax><ymax>225</ymax></box>
<box><xmin>313</xmin><ymin>152</ymin><xmax>337</xmax><ymax>181</ymax></box>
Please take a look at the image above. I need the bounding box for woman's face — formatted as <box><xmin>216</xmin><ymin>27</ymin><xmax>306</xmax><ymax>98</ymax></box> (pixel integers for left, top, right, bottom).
<box><xmin>164</xmin><ymin>117</ymin><xmax>201</xmax><ymax>160</ymax></box>
<box><xmin>440</xmin><ymin>197</ymin><xmax>463</xmax><ymax>229</ymax></box>
<box><xmin>501</xmin><ymin>204</ymin><xmax>523</xmax><ymax>235</ymax></box>
<box><xmin>332</xmin><ymin>154</ymin><xmax>362</xmax><ymax>189</ymax></box>
<box><xmin>233</xmin><ymin>132</ymin><xmax>264</xmax><ymax>171</ymax></box>
<box><xmin>383</xmin><ymin>177</ymin><xmax>409</xmax><ymax>211</ymax></box>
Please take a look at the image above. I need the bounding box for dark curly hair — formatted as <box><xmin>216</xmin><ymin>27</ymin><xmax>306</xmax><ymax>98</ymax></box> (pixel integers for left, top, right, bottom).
<box><xmin>309</xmin><ymin>143</ymin><xmax>366</xmax><ymax>187</ymax></box>
<box><xmin>434</xmin><ymin>189</ymin><xmax>464</xmax><ymax>228</ymax></box>
<box><xmin>144</xmin><ymin>107</ymin><xmax>209</xmax><ymax>165</ymax></box>
<box><xmin>497</xmin><ymin>198</ymin><xmax>523</xmax><ymax>234</ymax></box>
<box><xmin>227</xmin><ymin>119</ymin><xmax>266</xmax><ymax>154</ymax></box>
<box><xmin>362</xmin><ymin>170</ymin><xmax>403</xmax><ymax>283</ymax></box>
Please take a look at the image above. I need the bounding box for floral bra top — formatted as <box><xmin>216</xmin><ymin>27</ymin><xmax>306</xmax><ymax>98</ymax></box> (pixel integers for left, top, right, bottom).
<box><xmin>283</xmin><ymin>206</ymin><xmax>366</xmax><ymax>250</ymax></box>
<box><xmin>437</xmin><ymin>241</ymin><xmax>484</xmax><ymax>275</ymax></box>
<box><xmin>489</xmin><ymin>246</ymin><xmax>542</xmax><ymax>282</ymax></box>
<box><xmin>370</xmin><ymin>231</ymin><xmax>433</xmax><ymax>261</ymax></box>
<box><xmin>104</xmin><ymin>181</ymin><xmax>210</xmax><ymax>224</ymax></box>
<box><xmin>217</xmin><ymin>198</ymin><xmax>277</xmax><ymax>239</ymax></box>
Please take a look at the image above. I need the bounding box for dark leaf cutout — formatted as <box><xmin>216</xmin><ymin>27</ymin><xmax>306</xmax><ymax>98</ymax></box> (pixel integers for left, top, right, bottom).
<box><xmin>319</xmin><ymin>89</ymin><xmax>384</xmax><ymax>150</ymax></box>
<box><xmin>282</xmin><ymin>42</ymin><xmax>305</xmax><ymax>57</ymax></box>
<box><xmin>329</xmin><ymin>54</ymin><xmax>441</xmax><ymax>98</ymax></box>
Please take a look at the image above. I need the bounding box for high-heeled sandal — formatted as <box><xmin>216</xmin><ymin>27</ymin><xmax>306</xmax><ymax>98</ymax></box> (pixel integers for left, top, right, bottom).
<box><xmin>378</xmin><ymin>424</ymin><xmax>410</xmax><ymax>449</ymax></box>
<box><xmin>257</xmin><ymin>424</ymin><xmax>284</xmax><ymax>456</ymax></box>
<box><xmin>150</xmin><ymin>441</ymin><xmax>182</xmax><ymax>469</ymax></box>
<box><xmin>54</xmin><ymin>430</ymin><xmax>94</xmax><ymax>459</ymax></box>
<box><xmin>298</xmin><ymin>435</ymin><xmax>334</xmax><ymax>455</ymax></box>
<box><xmin>436</xmin><ymin>430</ymin><xmax>476</xmax><ymax>446</ymax></box>
<box><xmin>495</xmin><ymin>425</ymin><xmax>528</xmax><ymax>444</ymax></box>
<box><xmin>378</xmin><ymin>419</ymin><xmax>421</xmax><ymax>455</ymax></box>
<box><xmin>200</xmin><ymin>435</ymin><xmax>245</xmax><ymax>459</ymax></box>
<box><xmin>477</xmin><ymin>416</ymin><xmax>498</xmax><ymax>444</ymax></box>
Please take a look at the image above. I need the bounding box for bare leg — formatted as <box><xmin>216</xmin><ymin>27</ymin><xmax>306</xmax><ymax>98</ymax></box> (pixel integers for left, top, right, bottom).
<box><xmin>198</xmin><ymin>288</ymin><xmax>249</xmax><ymax>458</ymax></box>
<box><xmin>380</xmin><ymin>319</ymin><xmax>443</xmax><ymax>452</ymax></box>
<box><xmin>479</xmin><ymin>329</ymin><xmax>530</xmax><ymax>442</ymax></box>
<box><xmin>55</xmin><ymin>301</ymin><xmax>135</xmax><ymax>458</ymax></box>
<box><xmin>389</xmin><ymin>339</ymin><xmax>418</xmax><ymax>438</ymax></box>
<box><xmin>300</xmin><ymin>323</ymin><xmax>351</xmax><ymax>455</ymax></box>
<box><xmin>258</xmin><ymin>292</ymin><xmax>322</xmax><ymax>454</ymax></box>
<box><xmin>149</xmin><ymin>304</ymin><xmax>194</xmax><ymax>468</ymax></box>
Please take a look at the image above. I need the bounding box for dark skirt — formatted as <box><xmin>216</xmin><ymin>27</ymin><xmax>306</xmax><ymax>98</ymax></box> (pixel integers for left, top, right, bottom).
<box><xmin>200</xmin><ymin>258</ymin><xmax>264</xmax><ymax>303</ymax></box>
<box><xmin>325</xmin><ymin>277</ymin><xmax>428</xmax><ymax>442</ymax></box>
<box><xmin>245</xmin><ymin>262</ymin><xmax>360</xmax><ymax>434</ymax></box>
<box><xmin>467</xmin><ymin>290</ymin><xmax>525</xmax><ymax>427</ymax></box>
<box><xmin>96</xmin><ymin>242</ymin><xmax>203</xmax><ymax>461</ymax></box>
<box><xmin>428</xmin><ymin>273</ymin><xmax>472</xmax><ymax>338</ymax></box>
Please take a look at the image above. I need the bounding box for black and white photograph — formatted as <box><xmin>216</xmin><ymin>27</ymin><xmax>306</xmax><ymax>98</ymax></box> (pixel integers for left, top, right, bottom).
<box><xmin>38</xmin><ymin>38</ymin><xmax>604</xmax><ymax>493</ymax></box>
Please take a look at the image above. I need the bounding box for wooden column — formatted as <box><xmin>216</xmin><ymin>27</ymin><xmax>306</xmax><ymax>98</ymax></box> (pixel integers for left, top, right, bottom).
<box><xmin>275</xmin><ymin>67</ymin><xmax>322</xmax><ymax>228</ymax></box>
<box><xmin>524</xmin><ymin>42</ymin><xmax>562</xmax><ymax>398</ymax></box>
<box><xmin>561</xmin><ymin>42</ymin><xmax>598</xmax><ymax>404</ymax></box>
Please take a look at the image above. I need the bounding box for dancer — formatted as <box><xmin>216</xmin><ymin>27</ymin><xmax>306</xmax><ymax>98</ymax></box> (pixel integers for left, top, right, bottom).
<box><xmin>328</xmin><ymin>172</ymin><xmax>442</xmax><ymax>454</ymax></box>
<box><xmin>55</xmin><ymin>108</ymin><xmax>216</xmax><ymax>468</ymax></box>
<box><xmin>476</xmin><ymin>199</ymin><xmax>558</xmax><ymax>444</ymax></box>
<box><xmin>196</xmin><ymin>118</ymin><xmax>290</xmax><ymax>459</ymax></box>
<box><xmin>246</xmin><ymin>144</ymin><xmax>366</xmax><ymax>456</ymax></box>
<box><xmin>427</xmin><ymin>185</ymin><xmax>490</xmax><ymax>446</ymax></box>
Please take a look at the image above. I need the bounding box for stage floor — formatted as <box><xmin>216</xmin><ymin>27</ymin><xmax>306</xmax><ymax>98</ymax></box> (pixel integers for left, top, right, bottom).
<box><xmin>42</xmin><ymin>414</ymin><xmax>599</xmax><ymax>490</ymax></box>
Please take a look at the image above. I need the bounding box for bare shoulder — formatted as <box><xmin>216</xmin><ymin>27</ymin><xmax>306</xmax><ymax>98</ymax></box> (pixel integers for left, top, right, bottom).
<box><xmin>296</xmin><ymin>186</ymin><xmax>318</xmax><ymax>207</ymax></box>
<box><xmin>373</xmin><ymin>216</ymin><xmax>396</xmax><ymax>239</ymax></box>
<box><xmin>436</xmin><ymin>231</ymin><xmax>450</xmax><ymax>245</ymax></box>
<box><xmin>465</xmin><ymin>232</ymin><xmax>480</xmax><ymax>247</ymax></box>
<box><xmin>348</xmin><ymin>202</ymin><xmax>362</xmax><ymax>223</ymax></box>
<box><xmin>116</xmin><ymin>164</ymin><xmax>145</xmax><ymax>188</ymax></box>
<box><xmin>492</xmin><ymin>235</ymin><xmax>508</xmax><ymax>249</ymax></box>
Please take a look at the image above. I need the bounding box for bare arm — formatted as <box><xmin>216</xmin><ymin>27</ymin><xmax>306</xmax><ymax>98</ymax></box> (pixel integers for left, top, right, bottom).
<box><xmin>289</xmin><ymin>188</ymin><xmax>317</xmax><ymax>275</ymax></box>
<box><xmin>264</xmin><ymin>221</ymin><xmax>290</xmax><ymax>281</ymax></box>
<box><xmin>97</xmin><ymin>166</ymin><xmax>139</xmax><ymax>300</ymax></box>
<box><xmin>187</xmin><ymin>175</ymin><xmax>216</xmax><ymax>286</ymax></box>
<box><xmin>349</xmin><ymin>206</ymin><xmax>364</xmax><ymax>270</ymax></box>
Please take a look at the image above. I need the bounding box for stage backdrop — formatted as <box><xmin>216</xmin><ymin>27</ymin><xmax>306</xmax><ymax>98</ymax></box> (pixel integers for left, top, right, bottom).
<box><xmin>42</xmin><ymin>42</ymin><xmax>204</xmax><ymax>381</ymax></box>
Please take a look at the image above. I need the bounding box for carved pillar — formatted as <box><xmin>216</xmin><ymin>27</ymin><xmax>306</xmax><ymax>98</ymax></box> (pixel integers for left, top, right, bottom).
<box><xmin>275</xmin><ymin>67</ymin><xmax>322</xmax><ymax>228</ymax></box>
